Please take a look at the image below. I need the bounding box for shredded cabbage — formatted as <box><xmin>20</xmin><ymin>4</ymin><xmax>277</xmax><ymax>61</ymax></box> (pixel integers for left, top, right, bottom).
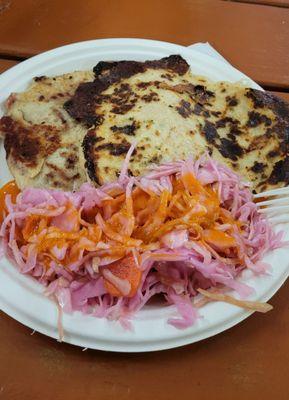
<box><xmin>0</xmin><ymin>153</ymin><xmax>284</xmax><ymax>329</ymax></box>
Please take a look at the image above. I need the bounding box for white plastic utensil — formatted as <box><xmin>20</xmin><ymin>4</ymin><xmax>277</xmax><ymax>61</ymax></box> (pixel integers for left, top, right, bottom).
<box><xmin>254</xmin><ymin>186</ymin><xmax>289</xmax><ymax>222</ymax></box>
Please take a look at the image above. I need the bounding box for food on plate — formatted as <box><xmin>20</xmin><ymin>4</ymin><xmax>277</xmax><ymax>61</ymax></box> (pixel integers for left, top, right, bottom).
<box><xmin>0</xmin><ymin>54</ymin><xmax>288</xmax><ymax>332</ymax></box>
<box><xmin>1</xmin><ymin>56</ymin><xmax>288</xmax><ymax>193</ymax></box>
<box><xmin>64</xmin><ymin>56</ymin><xmax>289</xmax><ymax>192</ymax></box>
<box><xmin>0</xmin><ymin>152</ymin><xmax>283</xmax><ymax>329</ymax></box>
<box><xmin>0</xmin><ymin>71</ymin><xmax>93</xmax><ymax>190</ymax></box>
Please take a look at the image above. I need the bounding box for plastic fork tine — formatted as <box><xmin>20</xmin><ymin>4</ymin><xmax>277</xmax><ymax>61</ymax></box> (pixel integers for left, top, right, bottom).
<box><xmin>254</xmin><ymin>186</ymin><xmax>289</xmax><ymax>198</ymax></box>
<box><xmin>267</xmin><ymin>215</ymin><xmax>289</xmax><ymax>224</ymax></box>
<box><xmin>257</xmin><ymin>196</ymin><xmax>289</xmax><ymax>207</ymax></box>
<box><xmin>258</xmin><ymin>204</ymin><xmax>289</xmax><ymax>214</ymax></box>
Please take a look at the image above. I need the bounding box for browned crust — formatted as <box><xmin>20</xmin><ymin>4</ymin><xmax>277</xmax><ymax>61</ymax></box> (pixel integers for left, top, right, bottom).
<box><xmin>176</xmin><ymin>100</ymin><xmax>193</xmax><ymax>118</ymax></box>
<box><xmin>159</xmin><ymin>82</ymin><xmax>215</xmax><ymax>105</ymax></box>
<box><xmin>111</xmin><ymin>121</ymin><xmax>139</xmax><ymax>136</ymax></box>
<box><xmin>82</xmin><ymin>129</ymin><xmax>102</xmax><ymax>184</ymax></box>
<box><xmin>200</xmin><ymin>88</ymin><xmax>289</xmax><ymax>186</ymax></box>
<box><xmin>80</xmin><ymin>86</ymin><xmax>289</xmax><ymax>188</ymax></box>
<box><xmin>246</xmin><ymin>90</ymin><xmax>289</xmax><ymax>186</ymax></box>
<box><xmin>0</xmin><ymin>116</ymin><xmax>60</xmax><ymax>167</ymax></box>
<box><xmin>246</xmin><ymin>89</ymin><xmax>289</xmax><ymax>119</ymax></box>
<box><xmin>268</xmin><ymin>156</ymin><xmax>289</xmax><ymax>185</ymax></box>
<box><xmin>82</xmin><ymin>127</ymin><xmax>132</xmax><ymax>185</ymax></box>
<box><xmin>64</xmin><ymin>55</ymin><xmax>189</xmax><ymax>126</ymax></box>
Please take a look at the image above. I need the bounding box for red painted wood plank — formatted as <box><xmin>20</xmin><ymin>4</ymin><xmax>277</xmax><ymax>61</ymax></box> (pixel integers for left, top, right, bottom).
<box><xmin>231</xmin><ymin>0</ymin><xmax>289</xmax><ymax>8</ymax></box>
<box><xmin>0</xmin><ymin>0</ymin><xmax>288</xmax><ymax>88</ymax></box>
<box><xmin>270</xmin><ymin>91</ymin><xmax>289</xmax><ymax>101</ymax></box>
<box><xmin>0</xmin><ymin>59</ymin><xmax>18</xmax><ymax>73</ymax></box>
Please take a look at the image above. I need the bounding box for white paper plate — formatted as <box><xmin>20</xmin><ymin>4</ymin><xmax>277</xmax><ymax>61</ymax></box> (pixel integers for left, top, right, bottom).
<box><xmin>0</xmin><ymin>38</ymin><xmax>288</xmax><ymax>352</ymax></box>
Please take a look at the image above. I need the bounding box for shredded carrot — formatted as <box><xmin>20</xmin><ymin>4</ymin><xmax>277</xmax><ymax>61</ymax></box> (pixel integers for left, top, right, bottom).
<box><xmin>202</xmin><ymin>229</ymin><xmax>236</xmax><ymax>249</ymax></box>
<box><xmin>22</xmin><ymin>215</ymin><xmax>46</xmax><ymax>240</ymax></box>
<box><xmin>4</xmin><ymin>171</ymin><xmax>248</xmax><ymax>298</ymax></box>
<box><xmin>0</xmin><ymin>180</ymin><xmax>20</xmax><ymax>223</ymax></box>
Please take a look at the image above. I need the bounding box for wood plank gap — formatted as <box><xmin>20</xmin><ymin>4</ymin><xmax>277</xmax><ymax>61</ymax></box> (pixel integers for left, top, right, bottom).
<box><xmin>225</xmin><ymin>0</ymin><xmax>289</xmax><ymax>8</ymax></box>
<box><xmin>261</xmin><ymin>84</ymin><xmax>289</xmax><ymax>92</ymax></box>
<box><xmin>0</xmin><ymin>53</ymin><xmax>26</xmax><ymax>61</ymax></box>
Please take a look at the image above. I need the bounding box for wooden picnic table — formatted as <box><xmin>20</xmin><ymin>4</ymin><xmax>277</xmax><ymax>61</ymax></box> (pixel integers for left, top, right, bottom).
<box><xmin>0</xmin><ymin>1</ymin><xmax>289</xmax><ymax>399</ymax></box>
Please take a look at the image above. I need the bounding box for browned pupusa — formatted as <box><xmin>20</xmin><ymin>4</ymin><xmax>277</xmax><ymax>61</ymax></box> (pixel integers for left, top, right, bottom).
<box><xmin>0</xmin><ymin>71</ymin><xmax>94</xmax><ymax>190</ymax></box>
<box><xmin>65</xmin><ymin>55</ymin><xmax>289</xmax><ymax>192</ymax></box>
<box><xmin>1</xmin><ymin>55</ymin><xmax>288</xmax><ymax>193</ymax></box>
